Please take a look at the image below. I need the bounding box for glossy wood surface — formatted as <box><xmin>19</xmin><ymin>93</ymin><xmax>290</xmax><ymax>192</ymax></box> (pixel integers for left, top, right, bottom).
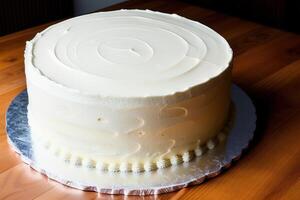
<box><xmin>0</xmin><ymin>0</ymin><xmax>299</xmax><ymax>199</ymax></box>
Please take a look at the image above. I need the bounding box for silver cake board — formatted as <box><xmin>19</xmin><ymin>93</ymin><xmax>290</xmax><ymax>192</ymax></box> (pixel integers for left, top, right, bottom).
<box><xmin>5</xmin><ymin>84</ymin><xmax>256</xmax><ymax>195</ymax></box>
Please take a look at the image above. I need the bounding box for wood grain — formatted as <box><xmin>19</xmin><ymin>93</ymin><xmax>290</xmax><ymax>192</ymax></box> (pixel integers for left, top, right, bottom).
<box><xmin>0</xmin><ymin>0</ymin><xmax>299</xmax><ymax>199</ymax></box>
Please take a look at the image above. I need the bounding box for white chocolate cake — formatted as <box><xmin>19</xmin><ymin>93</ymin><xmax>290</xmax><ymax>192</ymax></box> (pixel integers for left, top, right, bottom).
<box><xmin>24</xmin><ymin>9</ymin><xmax>233</xmax><ymax>173</ymax></box>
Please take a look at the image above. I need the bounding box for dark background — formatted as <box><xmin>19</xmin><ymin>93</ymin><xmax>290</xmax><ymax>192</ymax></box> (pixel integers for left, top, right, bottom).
<box><xmin>0</xmin><ymin>0</ymin><xmax>73</xmax><ymax>36</ymax></box>
<box><xmin>0</xmin><ymin>0</ymin><xmax>299</xmax><ymax>36</ymax></box>
<box><xmin>186</xmin><ymin>0</ymin><xmax>300</xmax><ymax>33</ymax></box>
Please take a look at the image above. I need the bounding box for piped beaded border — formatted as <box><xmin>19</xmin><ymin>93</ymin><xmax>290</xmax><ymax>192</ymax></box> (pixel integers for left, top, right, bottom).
<box><xmin>35</xmin><ymin>107</ymin><xmax>234</xmax><ymax>173</ymax></box>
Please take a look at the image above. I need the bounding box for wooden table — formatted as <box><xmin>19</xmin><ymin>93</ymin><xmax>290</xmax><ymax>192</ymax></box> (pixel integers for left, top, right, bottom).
<box><xmin>0</xmin><ymin>0</ymin><xmax>299</xmax><ymax>199</ymax></box>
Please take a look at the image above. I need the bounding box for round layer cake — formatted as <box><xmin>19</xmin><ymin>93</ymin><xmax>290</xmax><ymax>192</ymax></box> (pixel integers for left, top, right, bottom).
<box><xmin>25</xmin><ymin>9</ymin><xmax>233</xmax><ymax>172</ymax></box>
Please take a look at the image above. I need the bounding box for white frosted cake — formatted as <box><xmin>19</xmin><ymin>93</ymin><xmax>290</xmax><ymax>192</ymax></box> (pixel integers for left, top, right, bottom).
<box><xmin>25</xmin><ymin>9</ymin><xmax>233</xmax><ymax>173</ymax></box>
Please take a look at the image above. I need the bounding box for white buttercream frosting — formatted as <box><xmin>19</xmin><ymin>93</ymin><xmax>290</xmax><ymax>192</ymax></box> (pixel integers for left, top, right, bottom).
<box><xmin>157</xmin><ymin>158</ymin><xmax>171</xmax><ymax>169</ymax></box>
<box><xmin>70</xmin><ymin>156</ymin><xmax>82</xmax><ymax>167</ymax></box>
<box><xmin>108</xmin><ymin>163</ymin><xmax>119</xmax><ymax>172</ymax></box>
<box><xmin>194</xmin><ymin>147</ymin><xmax>204</xmax><ymax>157</ymax></box>
<box><xmin>31</xmin><ymin>113</ymin><xmax>233</xmax><ymax>172</ymax></box>
<box><xmin>119</xmin><ymin>162</ymin><xmax>132</xmax><ymax>173</ymax></box>
<box><xmin>63</xmin><ymin>152</ymin><xmax>71</xmax><ymax>163</ymax></box>
<box><xmin>132</xmin><ymin>162</ymin><xmax>144</xmax><ymax>173</ymax></box>
<box><xmin>170</xmin><ymin>155</ymin><xmax>183</xmax><ymax>165</ymax></box>
<box><xmin>206</xmin><ymin>139</ymin><xmax>216</xmax><ymax>150</ymax></box>
<box><xmin>25</xmin><ymin>9</ymin><xmax>233</xmax><ymax>173</ymax></box>
<box><xmin>182</xmin><ymin>151</ymin><xmax>195</xmax><ymax>162</ymax></box>
<box><xmin>96</xmin><ymin>162</ymin><xmax>108</xmax><ymax>171</ymax></box>
<box><xmin>144</xmin><ymin>161</ymin><xmax>157</xmax><ymax>172</ymax></box>
<box><xmin>50</xmin><ymin>145</ymin><xmax>61</xmax><ymax>157</ymax></box>
<box><xmin>27</xmin><ymin>9</ymin><xmax>232</xmax><ymax>98</ymax></box>
<box><xmin>82</xmin><ymin>159</ymin><xmax>96</xmax><ymax>168</ymax></box>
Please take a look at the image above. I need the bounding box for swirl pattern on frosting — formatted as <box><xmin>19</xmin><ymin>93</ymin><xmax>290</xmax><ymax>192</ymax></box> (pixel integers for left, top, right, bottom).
<box><xmin>27</xmin><ymin>9</ymin><xmax>234</xmax><ymax>174</ymax></box>
<box><xmin>31</xmin><ymin>106</ymin><xmax>235</xmax><ymax>173</ymax></box>
<box><xmin>28</xmin><ymin>9</ymin><xmax>232</xmax><ymax>97</ymax></box>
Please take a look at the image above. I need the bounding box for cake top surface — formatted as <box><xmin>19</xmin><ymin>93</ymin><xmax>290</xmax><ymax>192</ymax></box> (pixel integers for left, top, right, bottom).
<box><xmin>26</xmin><ymin>9</ymin><xmax>232</xmax><ymax>97</ymax></box>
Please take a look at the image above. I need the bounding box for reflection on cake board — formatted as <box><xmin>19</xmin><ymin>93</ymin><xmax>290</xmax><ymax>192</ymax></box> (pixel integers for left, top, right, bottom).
<box><xmin>6</xmin><ymin>84</ymin><xmax>256</xmax><ymax>195</ymax></box>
